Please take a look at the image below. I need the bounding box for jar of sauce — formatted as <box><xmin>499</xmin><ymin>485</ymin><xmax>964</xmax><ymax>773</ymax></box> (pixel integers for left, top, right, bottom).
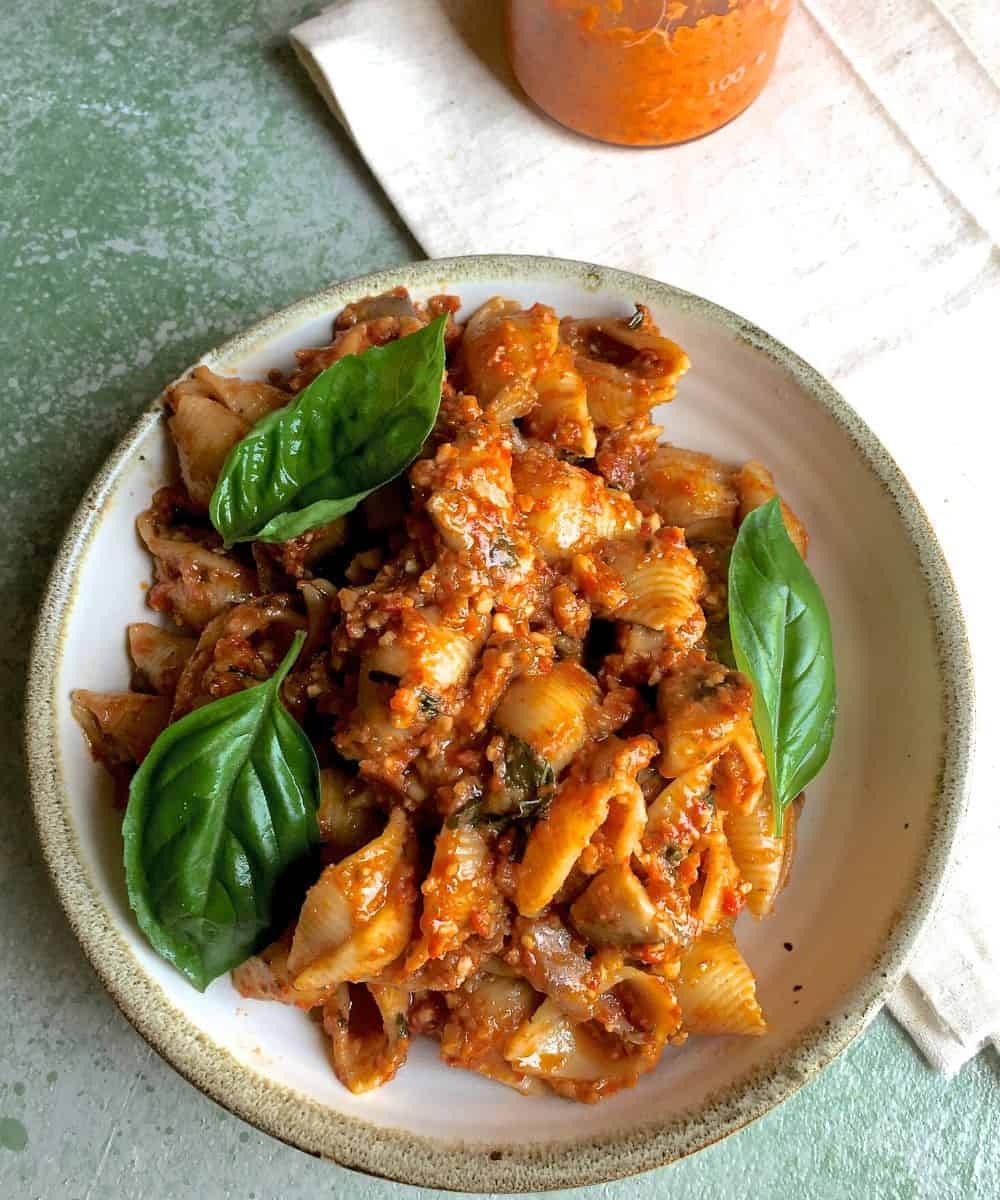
<box><xmin>506</xmin><ymin>1</ymin><xmax>794</xmax><ymax>147</ymax></box>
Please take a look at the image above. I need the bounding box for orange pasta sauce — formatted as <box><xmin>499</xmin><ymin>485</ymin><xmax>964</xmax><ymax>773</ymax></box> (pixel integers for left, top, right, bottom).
<box><xmin>506</xmin><ymin>0</ymin><xmax>794</xmax><ymax>146</ymax></box>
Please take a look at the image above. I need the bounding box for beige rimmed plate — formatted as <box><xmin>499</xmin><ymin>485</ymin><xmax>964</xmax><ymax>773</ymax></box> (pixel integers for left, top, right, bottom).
<box><xmin>25</xmin><ymin>255</ymin><xmax>973</xmax><ymax>1192</ymax></box>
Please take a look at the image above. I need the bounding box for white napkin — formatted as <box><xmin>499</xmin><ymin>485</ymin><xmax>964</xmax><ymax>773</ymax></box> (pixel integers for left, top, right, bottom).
<box><xmin>291</xmin><ymin>0</ymin><xmax>1000</xmax><ymax>1074</ymax></box>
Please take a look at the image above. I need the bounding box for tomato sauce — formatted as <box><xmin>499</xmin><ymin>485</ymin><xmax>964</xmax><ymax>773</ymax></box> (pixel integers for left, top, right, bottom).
<box><xmin>507</xmin><ymin>0</ymin><xmax>794</xmax><ymax>146</ymax></box>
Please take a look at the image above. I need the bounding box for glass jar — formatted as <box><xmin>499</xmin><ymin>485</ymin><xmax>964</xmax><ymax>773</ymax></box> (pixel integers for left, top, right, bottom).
<box><xmin>506</xmin><ymin>1</ymin><xmax>794</xmax><ymax>147</ymax></box>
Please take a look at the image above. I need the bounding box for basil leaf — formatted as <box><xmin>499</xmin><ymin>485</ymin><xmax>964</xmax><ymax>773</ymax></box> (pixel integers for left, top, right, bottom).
<box><xmin>502</xmin><ymin>735</ymin><xmax>556</xmax><ymax>818</ymax></box>
<box><xmin>123</xmin><ymin>631</ymin><xmax>320</xmax><ymax>990</ymax></box>
<box><xmin>446</xmin><ymin>738</ymin><xmax>556</xmax><ymax>832</ymax></box>
<box><xmin>445</xmin><ymin>795</ymin><xmax>487</xmax><ymax>830</ymax></box>
<box><xmin>210</xmin><ymin>316</ymin><xmax>447</xmax><ymax>544</ymax></box>
<box><xmin>728</xmin><ymin>497</ymin><xmax>836</xmax><ymax>836</ymax></box>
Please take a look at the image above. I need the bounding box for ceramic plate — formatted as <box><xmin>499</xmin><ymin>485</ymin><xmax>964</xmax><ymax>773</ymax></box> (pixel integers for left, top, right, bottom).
<box><xmin>25</xmin><ymin>256</ymin><xmax>973</xmax><ymax>1191</ymax></box>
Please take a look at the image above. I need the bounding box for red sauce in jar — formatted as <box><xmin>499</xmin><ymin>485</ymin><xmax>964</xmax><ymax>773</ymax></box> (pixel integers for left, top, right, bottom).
<box><xmin>507</xmin><ymin>0</ymin><xmax>794</xmax><ymax>146</ymax></box>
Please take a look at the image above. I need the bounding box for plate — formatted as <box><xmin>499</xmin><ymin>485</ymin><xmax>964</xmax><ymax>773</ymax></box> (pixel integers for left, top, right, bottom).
<box><xmin>25</xmin><ymin>255</ymin><xmax>973</xmax><ymax>1191</ymax></box>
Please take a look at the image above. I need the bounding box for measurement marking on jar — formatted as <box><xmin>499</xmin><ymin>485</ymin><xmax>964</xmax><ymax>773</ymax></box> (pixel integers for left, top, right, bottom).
<box><xmin>707</xmin><ymin>65</ymin><xmax>746</xmax><ymax>95</ymax></box>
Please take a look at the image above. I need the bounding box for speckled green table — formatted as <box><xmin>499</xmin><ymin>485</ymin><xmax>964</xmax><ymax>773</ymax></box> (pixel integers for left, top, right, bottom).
<box><xmin>1</xmin><ymin>3</ymin><xmax>997</xmax><ymax>1198</ymax></box>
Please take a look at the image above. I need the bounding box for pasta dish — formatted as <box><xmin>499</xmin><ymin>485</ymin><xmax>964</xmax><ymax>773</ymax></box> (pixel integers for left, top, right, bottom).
<box><xmin>72</xmin><ymin>287</ymin><xmax>830</xmax><ymax>1103</ymax></box>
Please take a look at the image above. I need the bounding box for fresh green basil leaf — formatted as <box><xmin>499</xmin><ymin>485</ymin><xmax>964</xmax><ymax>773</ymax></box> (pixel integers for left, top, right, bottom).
<box><xmin>210</xmin><ymin>316</ymin><xmax>447</xmax><ymax>544</ymax></box>
<box><xmin>123</xmin><ymin>631</ymin><xmax>320</xmax><ymax>990</ymax></box>
<box><xmin>728</xmin><ymin>497</ymin><xmax>836</xmax><ymax>836</ymax></box>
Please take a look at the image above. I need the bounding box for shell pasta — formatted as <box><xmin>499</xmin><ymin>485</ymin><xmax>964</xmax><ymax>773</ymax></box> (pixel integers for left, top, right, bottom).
<box><xmin>74</xmin><ymin>289</ymin><xmax>814</xmax><ymax>1102</ymax></box>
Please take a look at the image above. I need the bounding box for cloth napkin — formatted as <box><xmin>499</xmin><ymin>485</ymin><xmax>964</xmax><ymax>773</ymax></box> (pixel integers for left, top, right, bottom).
<box><xmin>291</xmin><ymin>0</ymin><xmax>1000</xmax><ymax>1075</ymax></box>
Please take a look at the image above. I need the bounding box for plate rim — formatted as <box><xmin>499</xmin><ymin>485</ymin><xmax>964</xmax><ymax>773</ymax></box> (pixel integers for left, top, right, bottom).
<box><xmin>24</xmin><ymin>253</ymin><xmax>975</xmax><ymax>1192</ymax></box>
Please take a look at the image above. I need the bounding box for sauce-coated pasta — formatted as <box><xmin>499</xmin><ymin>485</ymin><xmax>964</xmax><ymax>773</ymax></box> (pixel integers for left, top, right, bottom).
<box><xmin>74</xmin><ymin>290</ymin><xmax>810</xmax><ymax>1101</ymax></box>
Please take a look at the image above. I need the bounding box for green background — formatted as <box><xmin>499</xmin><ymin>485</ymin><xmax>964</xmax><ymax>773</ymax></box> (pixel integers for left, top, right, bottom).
<box><xmin>1</xmin><ymin>3</ymin><xmax>996</xmax><ymax>1198</ymax></box>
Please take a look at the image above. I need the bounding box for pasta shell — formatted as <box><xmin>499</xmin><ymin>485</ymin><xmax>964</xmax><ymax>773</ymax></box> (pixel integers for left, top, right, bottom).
<box><xmin>735</xmin><ymin>460</ymin><xmax>808</xmax><ymax>558</ymax></box>
<box><xmin>675</xmin><ymin>928</ymin><xmax>766</xmax><ymax>1036</ymax></box>
<box><xmin>505</xmin><ymin>963</ymin><xmax>680</xmax><ymax>1091</ymax></box>
<box><xmin>579</xmin><ymin>782</ymin><xmax>647</xmax><ymax>873</ymax></box>
<box><xmin>516</xmin><ymin>780</ymin><xmax>609</xmax><ymax>919</ymax></box>
<box><xmin>463</xmin><ymin>298</ymin><xmax>595</xmax><ymax>458</ymax></box>
<box><xmin>137</xmin><ymin>501</ymin><xmax>258</xmax><ymax>632</ymax></box>
<box><xmin>726</xmin><ymin>787</ymin><xmax>792</xmax><ymax>917</ymax></box>
<box><xmin>169</xmin><ymin>364</ymin><xmax>288</xmax><ymax>425</ymax></box>
<box><xmin>636</xmin><ymin>444</ymin><xmax>738</xmax><ymax>536</ymax></box>
<box><xmin>712</xmin><ymin>722</ymin><xmax>767</xmax><ymax>815</ymax></box>
<box><xmin>692</xmin><ymin>822</ymin><xmax>742</xmax><ymax>929</ymax></box>
<box><xmin>560</xmin><ymin>313</ymin><xmax>690</xmax><ymax>428</ymax></box>
<box><xmin>516</xmin><ymin>735</ymin><xmax>658</xmax><ymax>917</ymax></box>
<box><xmin>440</xmin><ymin>974</ymin><xmax>544</xmax><ymax>1095</ymax></box>
<box><xmin>494</xmin><ymin>660</ymin><xmax>601</xmax><ymax>772</ymax></box>
<box><xmin>289</xmin><ymin>808</ymin><xmax>415</xmax><ymax>987</ymax></box>
<box><xmin>232</xmin><ymin>938</ymin><xmax>328</xmax><ymax>1011</ymax></box>
<box><xmin>600</xmin><ymin>960</ymin><xmax>683</xmax><ymax>1048</ymax></box>
<box><xmin>293</xmin><ymin>892</ymin><xmax>415</xmax><ymax>991</ymax></box>
<box><xmin>126</xmin><ymin>623</ymin><xmax>197</xmax><ymax>697</ymax></box>
<box><xmin>372</xmin><ymin>607</ymin><xmax>482</xmax><ymax>697</ymax></box>
<box><xmin>643</xmin><ymin>759</ymin><xmax>717</xmax><ymax>856</ymax></box>
<box><xmin>512</xmin><ymin>447</ymin><xmax>641</xmax><ymax>562</ymax></box>
<box><xmin>601</xmin><ymin>532</ymin><xmax>705</xmax><ymax>634</ymax></box>
<box><xmin>462</xmin><ymin>298</ymin><xmax>544</xmax><ymax>405</ymax></box>
<box><xmin>523</xmin><ymin>347</ymin><xmax>596</xmax><ymax>459</ymax></box>
<box><xmin>323</xmin><ymin>982</ymin><xmax>410</xmax><ymax>1094</ymax></box>
<box><xmin>505</xmin><ymin>999</ymin><xmax>623</xmax><ymax>1082</ymax></box>
<box><xmin>656</xmin><ymin>655</ymin><xmax>753</xmax><ymax>777</ymax></box>
<box><xmin>287</xmin><ymin>873</ymin><xmax>355</xmax><ymax>980</ymax></box>
<box><xmin>167</xmin><ymin>390</ymin><xmax>249</xmax><ymax>510</ymax></box>
<box><xmin>415</xmin><ymin>824</ymin><xmax>502</xmax><ymax>961</ymax></box>
<box><xmin>70</xmin><ymin>690</ymin><xmax>171</xmax><ymax>769</ymax></box>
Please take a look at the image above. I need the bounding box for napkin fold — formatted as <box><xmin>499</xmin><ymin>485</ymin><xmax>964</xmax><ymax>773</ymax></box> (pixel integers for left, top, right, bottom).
<box><xmin>291</xmin><ymin>0</ymin><xmax>1000</xmax><ymax>1074</ymax></box>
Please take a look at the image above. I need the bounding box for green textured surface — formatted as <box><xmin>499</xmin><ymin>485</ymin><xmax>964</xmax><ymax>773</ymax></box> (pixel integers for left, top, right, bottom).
<box><xmin>0</xmin><ymin>2</ymin><xmax>996</xmax><ymax>1198</ymax></box>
